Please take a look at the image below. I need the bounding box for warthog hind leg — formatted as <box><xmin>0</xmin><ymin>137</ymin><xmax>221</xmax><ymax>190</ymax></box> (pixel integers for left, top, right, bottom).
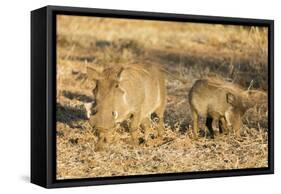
<box><xmin>191</xmin><ymin>108</ymin><xmax>199</xmax><ymax>139</ymax></box>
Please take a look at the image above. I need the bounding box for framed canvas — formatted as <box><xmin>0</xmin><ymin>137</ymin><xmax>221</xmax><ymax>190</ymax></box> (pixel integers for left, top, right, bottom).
<box><xmin>31</xmin><ymin>5</ymin><xmax>274</xmax><ymax>188</ymax></box>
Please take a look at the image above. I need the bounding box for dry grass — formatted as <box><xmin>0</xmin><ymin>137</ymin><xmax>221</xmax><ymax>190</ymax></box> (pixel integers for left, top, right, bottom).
<box><xmin>56</xmin><ymin>15</ymin><xmax>268</xmax><ymax>179</ymax></box>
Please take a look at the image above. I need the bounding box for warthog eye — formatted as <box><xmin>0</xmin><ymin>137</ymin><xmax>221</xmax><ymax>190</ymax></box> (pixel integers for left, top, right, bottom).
<box><xmin>115</xmin><ymin>84</ymin><xmax>119</xmax><ymax>88</ymax></box>
<box><xmin>112</xmin><ymin>111</ymin><xmax>118</xmax><ymax>119</ymax></box>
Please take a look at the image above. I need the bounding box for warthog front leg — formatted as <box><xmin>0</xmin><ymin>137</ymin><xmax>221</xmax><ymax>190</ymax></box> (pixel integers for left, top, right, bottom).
<box><xmin>142</xmin><ymin>116</ymin><xmax>164</xmax><ymax>146</ymax></box>
<box><xmin>232</xmin><ymin>116</ymin><xmax>242</xmax><ymax>137</ymax></box>
<box><xmin>156</xmin><ymin>121</ymin><xmax>165</xmax><ymax>139</ymax></box>
<box><xmin>95</xmin><ymin>128</ymin><xmax>109</xmax><ymax>151</ymax></box>
<box><xmin>141</xmin><ymin>117</ymin><xmax>153</xmax><ymax>141</ymax></box>
<box><xmin>154</xmin><ymin>110</ymin><xmax>166</xmax><ymax>138</ymax></box>
<box><xmin>219</xmin><ymin>116</ymin><xmax>228</xmax><ymax>134</ymax></box>
<box><xmin>129</xmin><ymin>114</ymin><xmax>141</xmax><ymax>146</ymax></box>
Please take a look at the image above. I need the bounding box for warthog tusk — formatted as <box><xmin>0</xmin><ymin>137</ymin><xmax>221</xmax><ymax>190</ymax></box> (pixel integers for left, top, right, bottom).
<box><xmin>84</xmin><ymin>102</ymin><xmax>93</xmax><ymax>119</ymax></box>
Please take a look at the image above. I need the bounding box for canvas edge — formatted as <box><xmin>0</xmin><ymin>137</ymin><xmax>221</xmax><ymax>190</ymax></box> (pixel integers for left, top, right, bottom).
<box><xmin>30</xmin><ymin>6</ymin><xmax>48</xmax><ymax>188</ymax></box>
<box><xmin>30</xmin><ymin>5</ymin><xmax>274</xmax><ymax>189</ymax></box>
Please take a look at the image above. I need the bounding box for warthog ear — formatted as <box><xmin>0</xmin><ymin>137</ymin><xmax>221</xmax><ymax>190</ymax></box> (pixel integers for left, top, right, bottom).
<box><xmin>226</xmin><ymin>92</ymin><xmax>236</xmax><ymax>106</ymax></box>
<box><xmin>87</xmin><ymin>66</ymin><xmax>104</xmax><ymax>80</ymax></box>
<box><xmin>101</xmin><ymin>66</ymin><xmax>124</xmax><ymax>80</ymax></box>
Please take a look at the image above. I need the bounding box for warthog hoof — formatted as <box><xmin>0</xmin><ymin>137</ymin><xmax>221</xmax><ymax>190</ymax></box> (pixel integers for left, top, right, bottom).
<box><xmin>94</xmin><ymin>138</ymin><xmax>108</xmax><ymax>151</ymax></box>
<box><xmin>94</xmin><ymin>143</ymin><xmax>105</xmax><ymax>152</ymax></box>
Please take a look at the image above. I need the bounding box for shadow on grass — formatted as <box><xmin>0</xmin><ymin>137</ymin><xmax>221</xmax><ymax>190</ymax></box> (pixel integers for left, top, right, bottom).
<box><xmin>62</xmin><ymin>90</ymin><xmax>94</xmax><ymax>103</ymax></box>
<box><xmin>56</xmin><ymin>103</ymin><xmax>87</xmax><ymax>128</ymax></box>
<box><xmin>145</xmin><ymin>47</ymin><xmax>267</xmax><ymax>89</ymax></box>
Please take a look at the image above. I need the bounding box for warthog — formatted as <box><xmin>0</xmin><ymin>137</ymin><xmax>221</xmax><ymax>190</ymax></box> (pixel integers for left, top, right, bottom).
<box><xmin>188</xmin><ymin>77</ymin><xmax>267</xmax><ymax>139</ymax></box>
<box><xmin>87</xmin><ymin>64</ymin><xmax>166</xmax><ymax>150</ymax></box>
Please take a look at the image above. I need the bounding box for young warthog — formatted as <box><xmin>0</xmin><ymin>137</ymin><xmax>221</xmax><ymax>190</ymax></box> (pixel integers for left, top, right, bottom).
<box><xmin>188</xmin><ymin>77</ymin><xmax>267</xmax><ymax>139</ymax></box>
<box><xmin>87</xmin><ymin>64</ymin><xmax>166</xmax><ymax>150</ymax></box>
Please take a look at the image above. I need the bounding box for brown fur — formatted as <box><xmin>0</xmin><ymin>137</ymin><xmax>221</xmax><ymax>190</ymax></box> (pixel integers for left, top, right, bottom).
<box><xmin>87</xmin><ymin>64</ymin><xmax>166</xmax><ymax>150</ymax></box>
<box><xmin>188</xmin><ymin>77</ymin><xmax>267</xmax><ymax>138</ymax></box>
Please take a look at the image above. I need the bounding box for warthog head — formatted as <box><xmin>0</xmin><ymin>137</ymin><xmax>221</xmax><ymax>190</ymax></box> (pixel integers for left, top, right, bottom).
<box><xmin>226</xmin><ymin>89</ymin><xmax>267</xmax><ymax>115</ymax></box>
<box><xmin>225</xmin><ymin>89</ymin><xmax>267</xmax><ymax>133</ymax></box>
<box><xmin>87</xmin><ymin>66</ymin><xmax>125</xmax><ymax>129</ymax></box>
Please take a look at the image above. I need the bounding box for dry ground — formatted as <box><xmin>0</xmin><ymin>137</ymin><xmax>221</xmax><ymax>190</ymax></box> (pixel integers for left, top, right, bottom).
<box><xmin>56</xmin><ymin>15</ymin><xmax>269</xmax><ymax>179</ymax></box>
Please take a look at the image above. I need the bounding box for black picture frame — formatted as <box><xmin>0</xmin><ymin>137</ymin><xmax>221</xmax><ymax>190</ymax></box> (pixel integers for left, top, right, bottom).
<box><xmin>31</xmin><ymin>5</ymin><xmax>274</xmax><ymax>188</ymax></box>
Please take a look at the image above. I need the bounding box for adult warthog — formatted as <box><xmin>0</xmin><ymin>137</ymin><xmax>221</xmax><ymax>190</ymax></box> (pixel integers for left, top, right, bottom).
<box><xmin>87</xmin><ymin>64</ymin><xmax>166</xmax><ymax>150</ymax></box>
<box><xmin>188</xmin><ymin>77</ymin><xmax>267</xmax><ymax>139</ymax></box>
